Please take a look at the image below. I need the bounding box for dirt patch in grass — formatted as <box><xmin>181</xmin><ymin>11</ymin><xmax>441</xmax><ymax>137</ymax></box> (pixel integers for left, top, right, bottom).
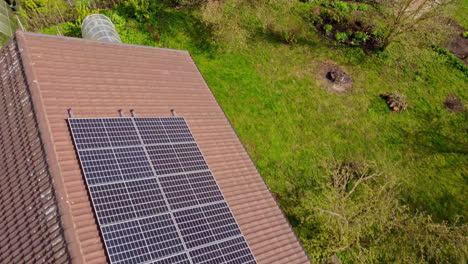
<box><xmin>449</xmin><ymin>21</ymin><xmax>468</xmax><ymax>65</ymax></box>
<box><xmin>444</xmin><ymin>93</ymin><xmax>464</xmax><ymax>113</ymax></box>
<box><xmin>317</xmin><ymin>61</ymin><xmax>353</xmax><ymax>93</ymax></box>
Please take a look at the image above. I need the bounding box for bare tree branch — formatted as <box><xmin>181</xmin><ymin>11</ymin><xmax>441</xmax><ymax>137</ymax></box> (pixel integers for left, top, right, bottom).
<box><xmin>344</xmin><ymin>172</ymin><xmax>382</xmax><ymax>200</ymax></box>
<box><xmin>316</xmin><ymin>208</ymin><xmax>349</xmax><ymax>225</ymax></box>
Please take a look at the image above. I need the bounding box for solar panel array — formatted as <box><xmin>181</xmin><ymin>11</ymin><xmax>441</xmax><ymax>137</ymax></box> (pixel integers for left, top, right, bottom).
<box><xmin>68</xmin><ymin>117</ymin><xmax>256</xmax><ymax>264</ymax></box>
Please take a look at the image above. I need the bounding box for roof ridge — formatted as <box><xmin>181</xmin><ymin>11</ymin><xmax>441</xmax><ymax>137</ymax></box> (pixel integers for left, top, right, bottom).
<box><xmin>22</xmin><ymin>31</ymin><xmax>190</xmax><ymax>54</ymax></box>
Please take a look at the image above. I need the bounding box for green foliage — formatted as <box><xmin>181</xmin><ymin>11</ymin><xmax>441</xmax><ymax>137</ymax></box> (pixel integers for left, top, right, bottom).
<box><xmin>463</xmin><ymin>31</ymin><xmax>468</xmax><ymax>39</ymax></box>
<box><xmin>75</xmin><ymin>0</ymin><xmax>97</xmax><ymax>24</ymax></box>
<box><xmin>319</xmin><ymin>7</ymin><xmax>344</xmax><ymax>24</ymax></box>
<box><xmin>280</xmin><ymin>162</ymin><xmax>467</xmax><ymax>263</ymax></box>
<box><xmin>323</xmin><ymin>24</ymin><xmax>333</xmax><ymax>35</ymax></box>
<box><xmin>432</xmin><ymin>46</ymin><xmax>468</xmax><ymax>78</ymax></box>
<box><xmin>19</xmin><ymin>0</ymin><xmax>71</xmax><ymax>31</ymax></box>
<box><xmin>350</xmin><ymin>31</ymin><xmax>369</xmax><ymax>46</ymax></box>
<box><xmin>356</xmin><ymin>3</ymin><xmax>369</xmax><ymax>11</ymax></box>
<box><xmin>334</xmin><ymin>31</ymin><xmax>347</xmax><ymax>42</ymax></box>
<box><xmin>200</xmin><ymin>0</ymin><xmax>311</xmax><ymax>48</ymax></box>
<box><xmin>308</xmin><ymin>1</ymin><xmax>381</xmax><ymax>49</ymax></box>
<box><xmin>330</xmin><ymin>1</ymin><xmax>349</xmax><ymax>13</ymax></box>
<box><xmin>123</xmin><ymin>0</ymin><xmax>156</xmax><ymax>20</ymax></box>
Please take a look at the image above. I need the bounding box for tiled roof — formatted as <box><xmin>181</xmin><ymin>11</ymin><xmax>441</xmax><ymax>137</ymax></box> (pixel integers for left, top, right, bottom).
<box><xmin>0</xmin><ymin>30</ymin><xmax>310</xmax><ymax>264</ymax></box>
<box><xmin>0</xmin><ymin>37</ymin><xmax>70</xmax><ymax>263</ymax></box>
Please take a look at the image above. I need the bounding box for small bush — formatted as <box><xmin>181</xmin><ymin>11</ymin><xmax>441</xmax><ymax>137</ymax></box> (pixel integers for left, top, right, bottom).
<box><xmin>356</xmin><ymin>4</ymin><xmax>369</xmax><ymax>11</ymax></box>
<box><xmin>319</xmin><ymin>8</ymin><xmax>342</xmax><ymax>24</ymax></box>
<box><xmin>123</xmin><ymin>0</ymin><xmax>162</xmax><ymax>20</ymax></box>
<box><xmin>349</xmin><ymin>3</ymin><xmax>358</xmax><ymax>10</ymax></box>
<box><xmin>323</xmin><ymin>24</ymin><xmax>333</xmax><ymax>34</ymax></box>
<box><xmin>462</xmin><ymin>31</ymin><xmax>468</xmax><ymax>39</ymax></box>
<box><xmin>350</xmin><ymin>31</ymin><xmax>369</xmax><ymax>45</ymax></box>
<box><xmin>75</xmin><ymin>0</ymin><xmax>97</xmax><ymax>24</ymax></box>
<box><xmin>353</xmin><ymin>31</ymin><xmax>369</xmax><ymax>41</ymax></box>
<box><xmin>335</xmin><ymin>32</ymin><xmax>348</xmax><ymax>42</ymax></box>
<box><xmin>330</xmin><ymin>1</ymin><xmax>349</xmax><ymax>13</ymax></box>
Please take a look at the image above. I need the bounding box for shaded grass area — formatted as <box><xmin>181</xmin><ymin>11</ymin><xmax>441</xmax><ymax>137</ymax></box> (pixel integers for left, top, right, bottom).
<box><xmin>447</xmin><ymin>0</ymin><xmax>468</xmax><ymax>28</ymax></box>
<box><xmin>43</xmin><ymin>6</ymin><xmax>467</xmax><ymax>223</ymax></box>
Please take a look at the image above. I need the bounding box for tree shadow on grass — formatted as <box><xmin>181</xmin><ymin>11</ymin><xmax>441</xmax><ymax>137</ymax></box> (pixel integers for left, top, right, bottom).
<box><xmin>152</xmin><ymin>8</ymin><xmax>216</xmax><ymax>54</ymax></box>
<box><xmin>110</xmin><ymin>6</ymin><xmax>217</xmax><ymax>55</ymax></box>
<box><xmin>400</xmin><ymin>111</ymin><xmax>468</xmax><ymax>156</ymax></box>
<box><xmin>394</xmin><ymin>110</ymin><xmax>467</xmax><ymax>223</ymax></box>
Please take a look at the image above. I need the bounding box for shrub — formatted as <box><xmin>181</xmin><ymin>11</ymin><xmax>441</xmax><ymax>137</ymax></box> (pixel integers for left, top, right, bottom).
<box><xmin>75</xmin><ymin>0</ymin><xmax>97</xmax><ymax>24</ymax></box>
<box><xmin>280</xmin><ymin>161</ymin><xmax>468</xmax><ymax>263</ymax></box>
<box><xmin>350</xmin><ymin>31</ymin><xmax>369</xmax><ymax>45</ymax></box>
<box><xmin>335</xmin><ymin>31</ymin><xmax>348</xmax><ymax>42</ymax></box>
<box><xmin>323</xmin><ymin>24</ymin><xmax>333</xmax><ymax>34</ymax></box>
<box><xmin>330</xmin><ymin>1</ymin><xmax>349</xmax><ymax>13</ymax></box>
<box><xmin>353</xmin><ymin>31</ymin><xmax>369</xmax><ymax>41</ymax></box>
<box><xmin>319</xmin><ymin>8</ymin><xmax>342</xmax><ymax>24</ymax></box>
<box><xmin>356</xmin><ymin>3</ymin><xmax>369</xmax><ymax>11</ymax></box>
<box><xmin>123</xmin><ymin>0</ymin><xmax>162</xmax><ymax>20</ymax></box>
<box><xmin>462</xmin><ymin>31</ymin><xmax>468</xmax><ymax>39</ymax></box>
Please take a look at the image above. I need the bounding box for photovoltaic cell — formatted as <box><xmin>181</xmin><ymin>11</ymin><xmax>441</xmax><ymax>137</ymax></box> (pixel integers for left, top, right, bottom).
<box><xmin>173</xmin><ymin>143</ymin><xmax>210</xmax><ymax>172</ymax></box>
<box><xmin>203</xmin><ymin>203</ymin><xmax>242</xmax><ymax>241</ymax></box>
<box><xmin>69</xmin><ymin>119</ymin><xmax>111</xmax><ymax>150</ymax></box>
<box><xmin>146</xmin><ymin>144</ymin><xmax>184</xmax><ymax>175</ymax></box>
<box><xmin>159</xmin><ymin>174</ymin><xmax>199</xmax><ymax>210</ymax></box>
<box><xmin>68</xmin><ymin>117</ymin><xmax>256</xmax><ymax>264</ymax></box>
<box><xmin>189</xmin><ymin>237</ymin><xmax>256</xmax><ymax>264</ymax></box>
<box><xmin>187</xmin><ymin>171</ymin><xmax>224</xmax><ymax>204</ymax></box>
<box><xmin>78</xmin><ymin>149</ymin><xmax>122</xmax><ymax>185</ymax></box>
<box><xmin>101</xmin><ymin>220</ymin><xmax>151</xmax><ymax>264</ymax></box>
<box><xmin>140</xmin><ymin>214</ymin><xmax>185</xmax><ymax>259</ymax></box>
<box><xmin>174</xmin><ymin>206</ymin><xmax>217</xmax><ymax>249</ymax></box>
<box><xmin>218</xmin><ymin>237</ymin><xmax>256</xmax><ymax>264</ymax></box>
<box><xmin>159</xmin><ymin>117</ymin><xmax>195</xmax><ymax>143</ymax></box>
<box><xmin>113</xmin><ymin>147</ymin><xmax>154</xmax><ymax>180</ymax></box>
<box><xmin>103</xmin><ymin>118</ymin><xmax>141</xmax><ymax>147</ymax></box>
<box><xmin>89</xmin><ymin>182</ymin><xmax>137</xmax><ymax>225</ymax></box>
<box><xmin>150</xmin><ymin>254</ymin><xmax>191</xmax><ymax>264</ymax></box>
<box><xmin>134</xmin><ymin>118</ymin><xmax>170</xmax><ymax>145</ymax></box>
<box><xmin>125</xmin><ymin>178</ymin><xmax>168</xmax><ymax>218</ymax></box>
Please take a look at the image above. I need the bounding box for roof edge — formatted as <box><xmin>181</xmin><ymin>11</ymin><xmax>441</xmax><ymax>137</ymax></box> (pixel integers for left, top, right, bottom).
<box><xmin>22</xmin><ymin>31</ymin><xmax>190</xmax><ymax>54</ymax></box>
<box><xmin>187</xmin><ymin>54</ymin><xmax>312</xmax><ymax>263</ymax></box>
<box><xmin>15</xmin><ymin>30</ymin><xmax>85</xmax><ymax>263</ymax></box>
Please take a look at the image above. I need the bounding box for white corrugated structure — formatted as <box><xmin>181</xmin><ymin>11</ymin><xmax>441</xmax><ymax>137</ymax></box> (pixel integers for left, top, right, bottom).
<box><xmin>81</xmin><ymin>14</ymin><xmax>121</xmax><ymax>43</ymax></box>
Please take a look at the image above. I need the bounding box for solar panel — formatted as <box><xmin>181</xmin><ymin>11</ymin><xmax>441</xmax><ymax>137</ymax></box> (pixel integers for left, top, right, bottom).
<box><xmin>68</xmin><ymin>117</ymin><xmax>256</xmax><ymax>264</ymax></box>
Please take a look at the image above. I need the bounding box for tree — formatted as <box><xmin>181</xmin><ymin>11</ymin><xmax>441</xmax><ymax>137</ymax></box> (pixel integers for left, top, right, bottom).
<box><xmin>377</xmin><ymin>0</ymin><xmax>459</xmax><ymax>50</ymax></box>
<box><xmin>278</xmin><ymin>161</ymin><xmax>467</xmax><ymax>263</ymax></box>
